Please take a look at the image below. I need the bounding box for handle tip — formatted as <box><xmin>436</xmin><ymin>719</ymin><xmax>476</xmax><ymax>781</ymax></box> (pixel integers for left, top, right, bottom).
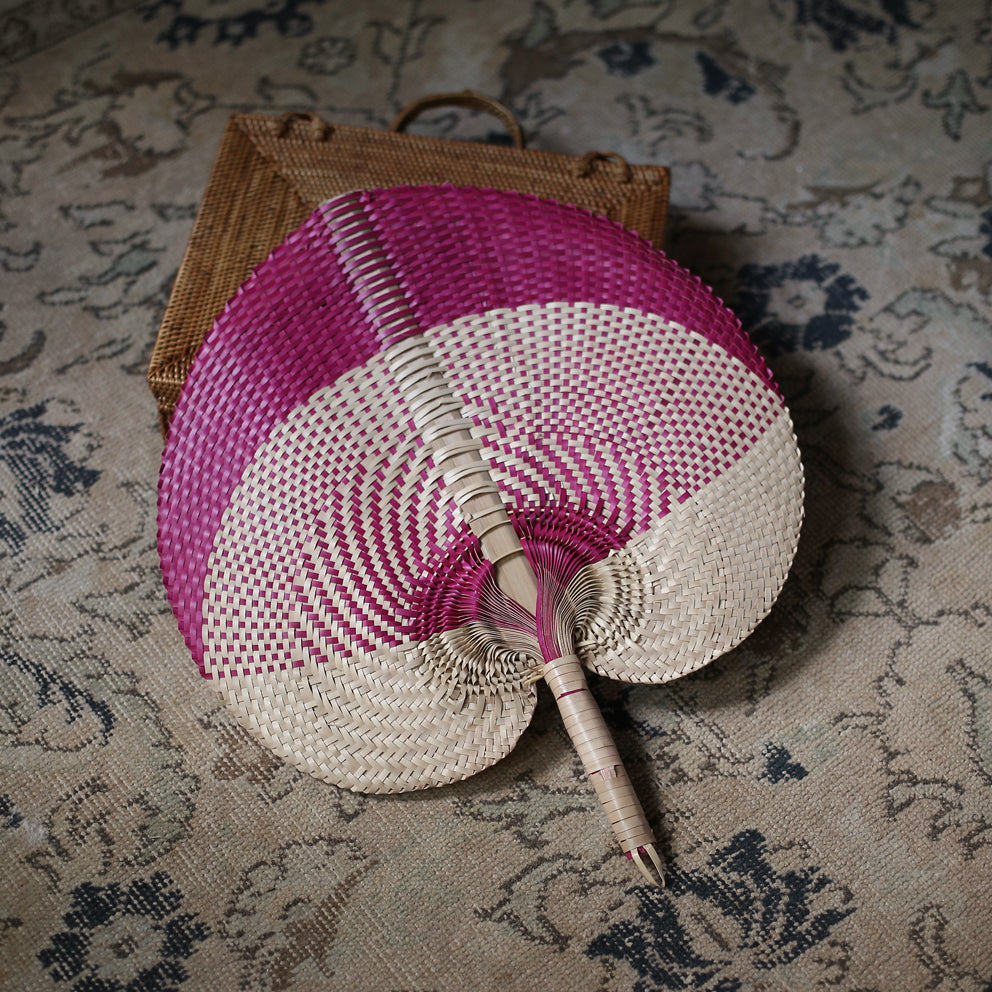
<box><xmin>628</xmin><ymin>844</ymin><xmax>666</xmax><ymax>887</ymax></box>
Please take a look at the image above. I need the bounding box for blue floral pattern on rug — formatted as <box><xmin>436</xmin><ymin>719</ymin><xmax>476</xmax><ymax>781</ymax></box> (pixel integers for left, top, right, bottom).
<box><xmin>980</xmin><ymin>211</ymin><xmax>992</xmax><ymax>260</ymax></box>
<box><xmin>597</xmin><ymin>41</ymin><xmax>655</xmax><ymax>78</ymax></box>
<box><xmin>696</xmin><ymin>51</ymin><xmax>755</xmax><ymax>104</ymax></box>
<box><xmin>0</xmin><ymin>402</ymin><xmax>100</xmax><ymax>554</ymax></box>
<box><xmin>790</xmin><ymin>0</ymin><xmax>920</xmax><ymax>51</ymax></box>
<box><xmin>3</xmin><ymin>647</ymin><xmax>115</xmax><ymax>750</ymax></box>
<box><xmin>761</xmin><ymin>744</ymin><xmax>809</xmax><ymax>783</ymax></box>
<box><xmin>587</xmin><ymin>830</ymin><xmax>855</xmax><ymax>990</ymax></box>
<box><xmin>872</xmin><ymin>404</ymin><xmax>904</xmax><ymax>431</ymax></box>
<box><xmin>1</xmin><ymin>793</ymin><xmax>24</xmax><ymax>829</ymax></box>
<box><xmin>733</xmin><ymin>255</ymin><xmax>869</xmax><ymax>356</ymax></box>
<box><xmin>37</xmin><ymin>872</ymin><xmax>209</xmax><ymax>991</ymax></box>
<box><xmin>144</xmin><ymin>0</ymin><xmax>319</xmax><ymax>48</ymax></box>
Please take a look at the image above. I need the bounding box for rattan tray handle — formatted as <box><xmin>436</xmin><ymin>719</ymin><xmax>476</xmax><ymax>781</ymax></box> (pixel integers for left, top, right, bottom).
<box><xmin>391</xmin><ymin>90</ymin><xmax>526</xmax><ymax>149</ymax></box>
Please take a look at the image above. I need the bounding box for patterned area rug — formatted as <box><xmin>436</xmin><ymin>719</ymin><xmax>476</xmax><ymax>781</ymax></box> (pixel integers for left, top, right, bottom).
<box><xmin>2</xmin><ymin>1</ymin><xmax>991</xmax><ymax>989</ymax></box>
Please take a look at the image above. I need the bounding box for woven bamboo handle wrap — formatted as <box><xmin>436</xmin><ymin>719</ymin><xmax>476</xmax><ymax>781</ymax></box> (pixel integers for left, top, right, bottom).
<box><xmin>543</xmin><ymin>654</ymin><xmax>665</xmax><ymax>886</ymax></box>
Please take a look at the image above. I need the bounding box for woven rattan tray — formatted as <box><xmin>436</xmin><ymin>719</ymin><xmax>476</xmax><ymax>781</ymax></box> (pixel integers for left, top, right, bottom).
<box><xmin>146</xmin><ymin>91</ymin><xmax>670</xmax><ymax>433</ymax></box>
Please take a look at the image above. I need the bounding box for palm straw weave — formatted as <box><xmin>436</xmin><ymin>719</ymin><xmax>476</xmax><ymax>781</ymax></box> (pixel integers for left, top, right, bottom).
<box><xmin>158</xmin><ymin>185</ymin><xmax>804</xmax><ymax>884</ymax></box>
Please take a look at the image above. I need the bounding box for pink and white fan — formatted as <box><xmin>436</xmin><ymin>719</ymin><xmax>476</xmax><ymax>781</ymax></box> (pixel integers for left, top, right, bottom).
<box><xmin>158</xmin><ymin>185</ymin><xmax>803</xmax><ymax>885</ymax></box>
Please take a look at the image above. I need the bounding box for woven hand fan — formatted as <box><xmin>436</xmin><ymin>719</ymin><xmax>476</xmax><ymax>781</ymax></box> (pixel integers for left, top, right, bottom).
<box><xmin>158</xmin><ymin>185</ymin><xmax>803</xmax><ymax>885</ymax></box>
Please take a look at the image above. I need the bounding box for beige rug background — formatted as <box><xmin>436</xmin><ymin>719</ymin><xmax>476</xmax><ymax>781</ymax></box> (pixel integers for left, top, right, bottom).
<box><xmin>1</xmin><ymin>1</ymin><xmax>991</xmax><ymax>989</ymax></box>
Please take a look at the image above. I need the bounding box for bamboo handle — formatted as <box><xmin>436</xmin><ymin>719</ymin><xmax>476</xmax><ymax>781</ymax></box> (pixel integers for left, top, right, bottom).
<box><xmin>544</xmin><ymin>654</ymin><xmax>665</xmax><ymax>886</ymax></box>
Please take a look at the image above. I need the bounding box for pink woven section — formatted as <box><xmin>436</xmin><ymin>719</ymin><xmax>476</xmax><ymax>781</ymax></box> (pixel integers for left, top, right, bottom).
<box><xmin>346</xmin><ymin>185</ymin><xmax>773</xmax><ymax>389</ymax></box>
<box><xmin>159</xmin><ymin>186</ymin><xmax>783</xmax><ymax>676</ymax></box>
<box><xmin>159</xmin><ymin>209</ymin><xmax>386</xmax><ymax>666</ymax></box>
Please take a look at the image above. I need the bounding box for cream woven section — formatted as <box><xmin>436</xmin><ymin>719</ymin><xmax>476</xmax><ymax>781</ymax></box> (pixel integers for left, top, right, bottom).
<box><xmin>569</xmin><ymin>413</ymin><xmax>803</xmax><ymax>682</ymax></box>
<box><xmin>428</xmin><ymin>302</ymin><xmax>803</xmax><ymax>684</ymax></box>
<box><xmin>216</xmin><ymin>634</ymin><xmax>538</xmax><ymax>793</ymax></box>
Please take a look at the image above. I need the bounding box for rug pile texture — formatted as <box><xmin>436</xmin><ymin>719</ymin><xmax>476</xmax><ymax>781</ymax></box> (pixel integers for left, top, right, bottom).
<box><xmin>1</xmin><ymin>1</ymin><xmax>990</xmax><ymax>989</ymax></box>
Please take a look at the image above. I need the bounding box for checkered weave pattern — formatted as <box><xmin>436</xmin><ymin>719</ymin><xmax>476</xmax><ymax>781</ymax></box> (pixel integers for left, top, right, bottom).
<box><xmin>158</xmin><ymin>186</ymin><xmax>802</xmax><ymax>873</ymax></box>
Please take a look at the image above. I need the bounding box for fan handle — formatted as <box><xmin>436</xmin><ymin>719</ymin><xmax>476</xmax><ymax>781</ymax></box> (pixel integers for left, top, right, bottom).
<box><xmin>543</xmin><ymin>653</ymin><xmax>665</xmax><ymax>886</ymax></box>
